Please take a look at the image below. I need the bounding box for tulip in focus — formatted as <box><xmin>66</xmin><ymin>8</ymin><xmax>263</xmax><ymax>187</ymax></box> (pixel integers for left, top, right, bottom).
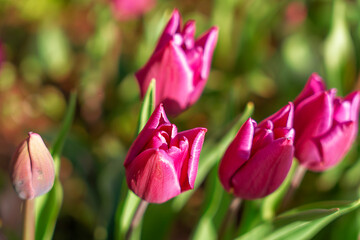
<box><xmin>10</xmin><ymin>132</ymin><xmax>55</xmax><ymax>200</ymax></box>
<box><xmin>112</xmin><ymin>0</ymin><xmax>156</xmax><ymax>20</ymax></box>
<box><xmin>124</xmin><ymin>104</ymin><xmax>207</xmax><ymax>203</ymax></box>
<box><xmin>293</xmin><ymin>73</ymin><xmax>360</xmax><ymax>171</ymax></box>
<box><xmin>135</xmin><ymin>9</ymin><xmax>218</xmax><ymax>116</ymax></box>
<box><xmin>219</xmin><ymin>103</ymin><xmax>295</xmax><ymax>199</ymax></box>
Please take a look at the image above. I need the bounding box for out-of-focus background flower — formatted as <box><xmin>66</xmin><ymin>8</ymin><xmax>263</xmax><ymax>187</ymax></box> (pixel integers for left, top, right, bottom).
<box><xmin>0</xmin><ymin>0</ymin><xmax>359</xmax><ymax>239</ymax></box>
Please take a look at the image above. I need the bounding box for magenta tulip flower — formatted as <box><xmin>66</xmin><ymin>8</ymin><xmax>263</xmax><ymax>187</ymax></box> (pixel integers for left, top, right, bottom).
<box><xmin>112</xmin><ymin>0</ymin><xmax>156</xmax><ymax>20</ymax></box>
<box><xmin>124</xmin><ymin>104</ymin><xmax>207</xmax><ymax>203</ymax></box>
<box><xmin>135</xmin><ymin>9</ymin><xmax>218</xmax><ymax>116</ymax></box>
<box><xmin>10</xmin><ymin>132</ymin><xmax>55</xmax><ymax>199</ymax></box>
<box><xmin>219</xmin><ymin>103</ymin><xmax>295</xmax><ymax>199</ymax></box>
<box><xmin>293</xmin><ymin>73</ymin><xmax>360</xmax><ymax>171</ymax></box>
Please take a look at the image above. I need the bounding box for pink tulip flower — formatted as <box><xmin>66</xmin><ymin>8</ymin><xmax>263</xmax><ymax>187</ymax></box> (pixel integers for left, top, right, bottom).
<box><xmin>293</xmin><ymin>73</ymin><xmax>360</xmax><ymax>171</ymax></box>
<box><xmin>112</xmin><ymin>0</ymin><xmax>156</xmax><ymax>20</ymax></box>
<box><xmin>219</xmin><ymin>103</ymin><xmax>295</xmax><ymax>199</ymax></box>
<box><xmin>135</xmin><ymin>9</ymin><xmax>218</xmax><ymax>116</ymax></box>
<box><xmin>124</xmin><ymin>104</ymin><xmax>207</xmax><ymax>203</ymax></box>
<box><xmin>10</xmin><ymin>132</ymin><xmax>55</xmax><ymax>199</ymax></box>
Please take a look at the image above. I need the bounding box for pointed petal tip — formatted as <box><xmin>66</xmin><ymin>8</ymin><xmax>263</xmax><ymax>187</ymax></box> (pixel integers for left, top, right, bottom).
<box><xmin>170</xmin><ymin>8</ymin><xmax>181</xmax><ymax>23</ymax></box>
<box><xmin>309</xmin><ymin>72</ymin><xmax>323</xmax><ymax>81</ymax></box>
<box><xmin>28</xmin><ymin>132</ymin><xmax>40</xmax><ymax>138</ymax></box>
<box><xmin>308</xmin><ymin>73</ymin><xmax>326</xmax><ymax>89</ymax></box>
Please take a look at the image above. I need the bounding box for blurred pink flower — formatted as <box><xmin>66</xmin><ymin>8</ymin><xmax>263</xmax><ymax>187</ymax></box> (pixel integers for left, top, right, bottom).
<box><xmin>124</xmin><ymin>104</ymin><xmax>207</xmax><ymax>203</ymax></box>
<box><xmin>293</xmin><ymin>73</ymin><xmax>360</xmax><ymax>171</ymax></box>
<box><xmin>112</xmin><ymin>0</ymin><xmax>156</xmax><ymax>20</ymax></box>
<box><xmin>135</xmin><ymin>9</ymin><xmax>219</xmax><ymax>116</ymax></box>
<box><xmin>0</xmin><ymin>42</ymin><xmax>4</xmax><ymax>68</ymax></box>
<box><xmin>9</xmin><ymin>132</ymin><xmax>55</xmax><ymax>199</ymax></box>
<box><xmin>219</xmin><ymin>103</ymin><xmax>295</xmax><ymax>199</ymax></box>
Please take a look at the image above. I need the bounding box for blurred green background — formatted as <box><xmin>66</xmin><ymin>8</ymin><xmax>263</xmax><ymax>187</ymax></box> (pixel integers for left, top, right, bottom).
<box><xmin>0</xmin><ymin>0</ymin><xmax>360</xmax><ymax>239</ymax></box>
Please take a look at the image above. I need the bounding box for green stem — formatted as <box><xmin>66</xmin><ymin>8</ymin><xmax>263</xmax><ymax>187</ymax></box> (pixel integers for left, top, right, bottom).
<box><xmin>125</xmin><ymin>200</ymin><xmax>148</xmax><ymax>240</ymax></box>
<box><xmin>23</xmin><ymin>199</ymin><xmax>35</xmax><ymax>240</ymax></box>
<box><xmin>280</xmin><ymin>164</ymin><xmax>307</xmax><ymax>212</ymax></box>
<box><xmin>218</xmin><ymin>197</ymin><xmax>242</xmax><ymax>240</ymax></box>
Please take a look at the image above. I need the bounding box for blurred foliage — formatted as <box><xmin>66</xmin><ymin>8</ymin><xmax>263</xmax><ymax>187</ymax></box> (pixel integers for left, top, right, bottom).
<box><xmin>0</xmin><ymin>0</ymin><xmax>360</xmax><ymax>239</ymax></box>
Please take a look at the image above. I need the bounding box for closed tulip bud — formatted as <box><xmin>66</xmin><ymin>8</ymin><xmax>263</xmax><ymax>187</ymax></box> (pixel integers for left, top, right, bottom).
<box><xmin>219</xmin><ymin>103</ymin><xmax>295</xmax><ymax>199</ymax></box>
<box><xmin>124</xmin><ymin>104</ymin><xmax>207</xmax><ymax>203</ymax></box>
<box><xmin>10</xmin><ymin>132</ymin><xmax>55</xmax><ymax>200</ymax></box>
<box><xmin>135</xmin><ymin>9</ymin><xmax>218</xmax><ymax>116</ymax></box>
<box><xmin>293</xmin><ymin>73</ymin><xmax>360</xmax><ymax>171</ymax></box>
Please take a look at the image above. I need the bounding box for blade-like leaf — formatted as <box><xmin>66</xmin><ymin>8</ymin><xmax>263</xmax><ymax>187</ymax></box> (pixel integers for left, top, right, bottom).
<box><xmin>35</xmin><ymin>91</ymin><xmax>77</xmax><ymax>240</ymax></box>
<box><xmin>172</xmin><ymin>102</ymin><xmax>254</xmax><ymax>211</ymax></box>
<box><xmin>192</xmin><ymin>168</ymin><xmax>225</xmax><ymax>240</ymax></box>
<box><xmin>237</xmin><ymin>199</ymin><xmax>360</xmax><ymax>240</ymax></box>
<box><xmin>137</xmin><ymin>78</ymin><xmax>156</xmax><ymax>133</ymax></box>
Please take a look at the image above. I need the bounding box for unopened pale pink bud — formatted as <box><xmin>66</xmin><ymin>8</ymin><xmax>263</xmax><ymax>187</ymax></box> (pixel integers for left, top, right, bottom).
<box><xmin>135</xmin><ymin>9</ymin><xmax>218</xmax><ymax>116</ymax></box>
<box><xmin>10</xmin><ymin>132</ymin><xmax>55</xmax><ymax>199</ymax></box>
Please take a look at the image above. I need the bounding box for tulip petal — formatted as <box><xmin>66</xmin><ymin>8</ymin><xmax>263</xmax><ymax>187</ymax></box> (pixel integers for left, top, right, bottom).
<box><xmin>258</xmin><ymin>102</ymin><xmax>294</xmax><ymax>129</ymax></box>
<box><xmin>251</xmin><ymin>128</ymin><xmax>274</xmax><ymax>157</ymax></box>
<box><xmin>294</xmin><ymin>90</ymin><xmax>334</xmax><ymax>145</ymax></box>
<box><xmin>154</xmin><ymin>9</ymin><xmax>181</xmax><ymax>53</ymax></box>
<box><xmin>167</xmin><ymin>137</ymin><xmax>189</xmax><ymax>179</ymax></box>
<box><xmin>182</xmin><ymin>20</ymin><xmax>196</xmax><ymax>49</ymax></box>
<box><xmin>333</xmin><ymin>98</ymin><xmax>351</xmax><ymax>123</ymax></box>
<box><xmin>124</xmin><ymin>104</ymin><xmax>170</xmax><ymax>167</ymax></box>
<box><xmin>126</xmin><ymin>148</ymin><xmax>181</xmax><ymax>203</ymax></box>
<box><xmin>294</xmin><ymin>73</ymin><xmax>326</xmax><ymax>106</ymax></box>
<box><xmin>136</xmin><ymin>41</ymin><xmax>194</xmax><ymax>115</ymax></box>
<box><xmin>177</xmin><ymin>128</ymin><xmax>207</xmax><ymax>190</ymax></box>
<box><xmin>28</xmin><ymin>133</ymin><xmax>55</xmax><ymax>197</ymax></box>
<box><xmin>195</xmin><ymin>26</ymin><xmax>218</xmax><ymax>80</ymax></box>
<box><xmin>189</xmin><ymin>27</ymin><xmax>218</xmax><ymax>106</ymax></box>
<box><xmin>218</xmin><ymin>118</ymin><xmax>256</xmax><ymax>191</ymax></box>
<box><xmin>295</xmin><ymin>137</ymin><xmax>322</xmax><ymax>170</ymax></box>
<box><xmin>273</xmin><ymin>127</ymin><xmax>295</xmax><ymax>141</ymax></box>
<box><xmin>308</xmin><ymin>121</ymin><xmax>355</xmax><ymax>171</ymax></box>
<box><xmin>231</xmin><ymin>138</ymin><xmax>294</xmax><ymax>199</ymax></box>
<box><xmin>345</xmin><ymin>91</ymin><xmax>360</xmax><ymax>122</ymax></box>
<box><xmin>10</xmin><ymin>139</ymin><xmax>35</xmax><ymax>199</ymax></box>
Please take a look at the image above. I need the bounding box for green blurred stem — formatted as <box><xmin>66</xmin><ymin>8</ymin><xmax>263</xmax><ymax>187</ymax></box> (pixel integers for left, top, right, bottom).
<box><xmin>125</xmin><ymin>200</ymin><xmax>148</xmax><ymax>240</ymax></box>
<box><xmin>218</xmin><ymin>197</ymin><xmax>242</xmax><ymax>240</ymax></box>
<box><xmin>23</xmin><ymin>199</ymin><xmax>35</xmax><ymax>240</ymax></box>
<box><xmin>280</xmin><ymin>165</ymin><xmax>307</xmax><ymax>211</ymax></box>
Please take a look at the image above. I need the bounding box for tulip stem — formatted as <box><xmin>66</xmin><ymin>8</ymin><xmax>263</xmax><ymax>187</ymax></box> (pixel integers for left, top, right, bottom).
<box><xmin>125</xmin><ymin>200</ymin><xmax>148</xmax><ymax>240</ymax></box>
<box><xmin>218</xmin><ymin>197</ymin><xmax>242</xmax><ymax>240</ymax></box>
<box><xmin>23</xmin><ymin>199</ymin><xmax>35</xmax><ymax>240</ymax></box>
<box><xmin>280</xmin><ymin>164</ymin><xmax>307</xmax><ymax>211</ymax></box>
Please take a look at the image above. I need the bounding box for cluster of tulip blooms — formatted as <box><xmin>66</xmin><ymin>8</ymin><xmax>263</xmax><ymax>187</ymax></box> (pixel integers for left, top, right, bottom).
<box><xmin>9</xmin><ymin>8</ymin><xmax>360</xmax><ymax>237</ymax></box>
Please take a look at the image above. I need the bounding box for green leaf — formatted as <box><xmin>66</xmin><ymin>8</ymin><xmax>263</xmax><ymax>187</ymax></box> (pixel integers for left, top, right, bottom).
<box><xmin>172</xmin><ymin>102</ymin><xmax>254</xmax><ymax>211</ymax></box>
<box><xmin>237</xmin><ymin>199</ymin><xmax>360</xmax><ymax>240</ymax></box>
<box><xmin>34</xmin><ymin>177</ymin><xmax>63</xmax><ymax>240</ymax></box>
<box><xmin>137</xmin><ymin>79</ymin><xmax>156</xmax><ymax>133</ymax></box>
<box><xmin>35</xmin><ymin>92</ymin><xmax>77</xmax><ymax>240</ymax></box>
<box><xmin>114</xmin><ymin>81</ymin><xmax>156</xmax><ymax>239</ymax></box>
<box><xmin>192</xmin><ymin>168</ymin><xmax>225</xmax><ymax>240</ymax></box>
